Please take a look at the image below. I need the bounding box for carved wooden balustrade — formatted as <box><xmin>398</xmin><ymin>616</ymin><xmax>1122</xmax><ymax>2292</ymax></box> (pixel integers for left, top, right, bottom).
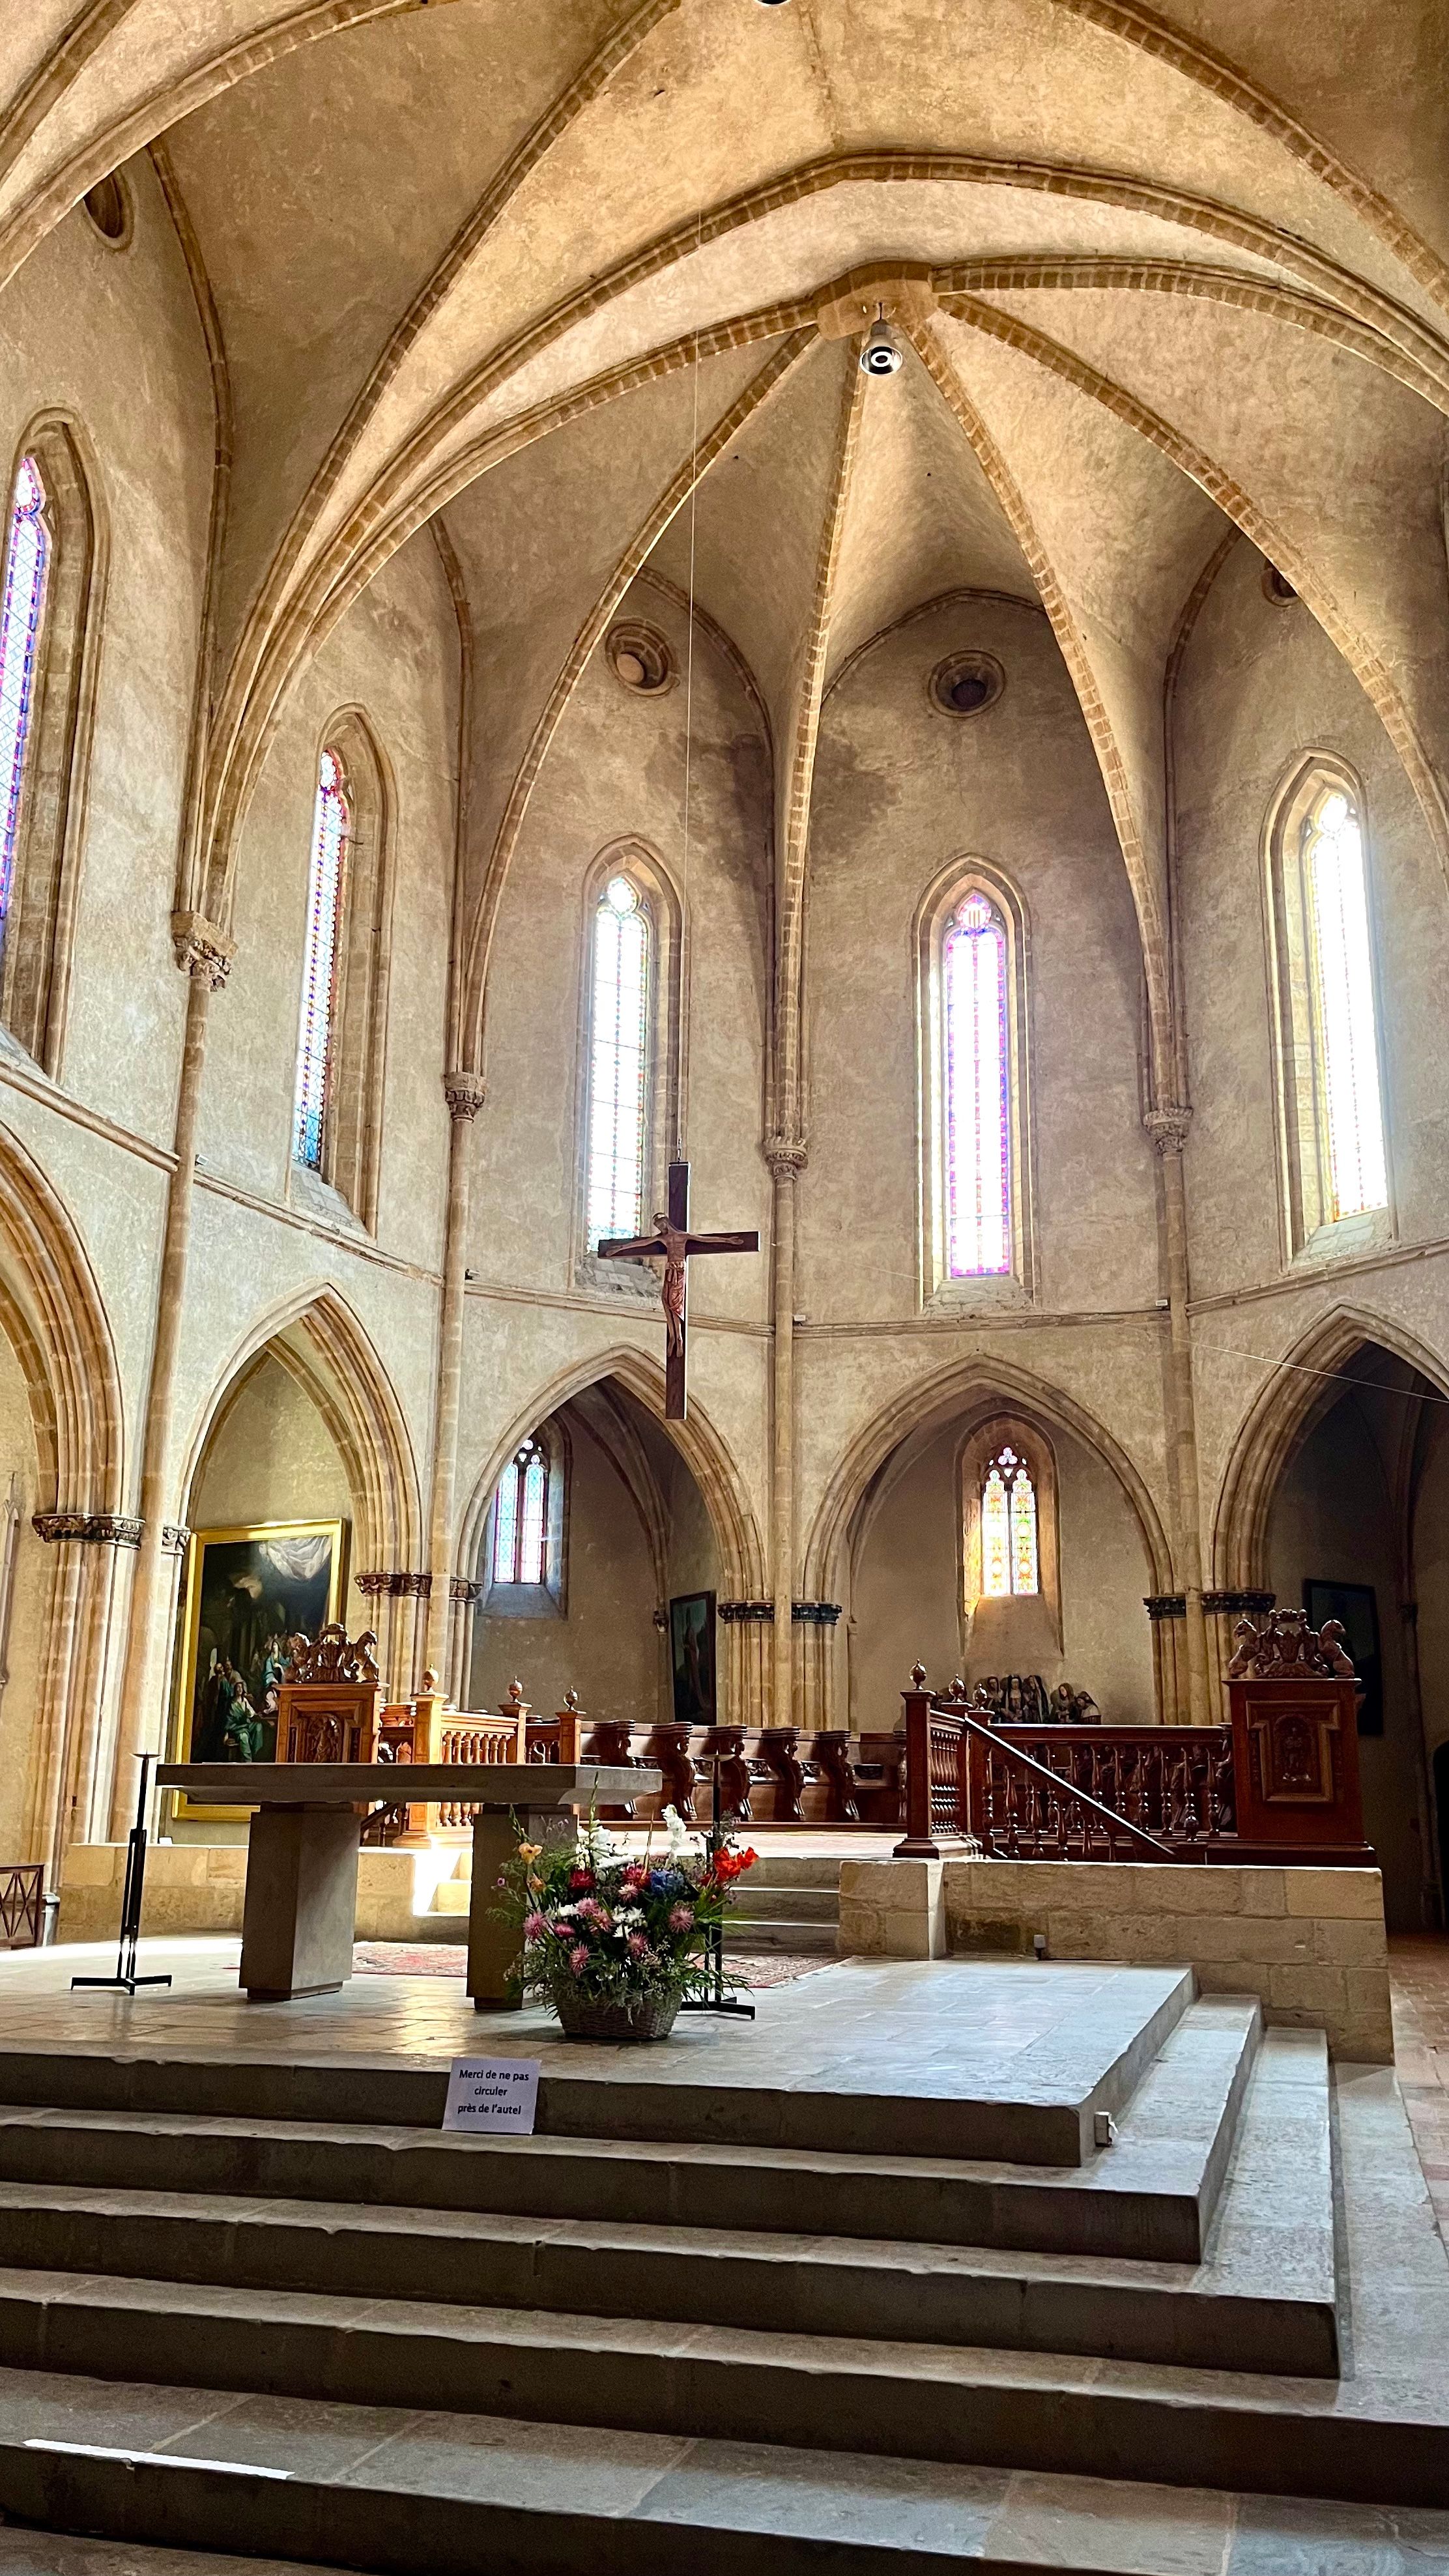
<box><xmin>521</xmin><ymin>1692</ymin><xmax>893</xmax><ymax>1826</ymax></box>
<box><xmin>896</xmin><ymin>1670</ymin><xmax>1177</xmax><ymax>1862</ymax></box>
<box><xmin>972</xmin><ymin>1723</ymin><xmax>1235</xmax><ymax>1852</ymax></box>
<box><xmin>433</xmin><ymin>1711</ymin><xmax>525</xmax><ymax>1827</ymax></box>
<box><xmin>0</xmin><ymin>1862</ymin><xmax>43</xmax><ymax>1946</ymax></box>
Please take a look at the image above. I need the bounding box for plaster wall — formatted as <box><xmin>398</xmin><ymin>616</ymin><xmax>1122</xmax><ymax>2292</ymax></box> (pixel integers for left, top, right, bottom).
<box><xmin>1175</xmin><ymin>539</ymin><xmax>1449</xmax><ymax>1518</ymax></box>
<box><xmin>469</xmin><ymin>1409</ymin><xmax>662</xmax><ymax>1728</ymax></box>
<box><xmin>189</xmin><ymin>1355</ymin><xmax>354</xmax><ymax>1538</ymax></box>
<box><xmin>1266</xmin><ymin>1391</ymin><xmax>1425</xmax><ymax>1930</ymax></box>
<box><xmin>0</xmin><ymin>157</ymin><xmax>212</xmax><ymax>1147</ymax></box>
<box><xmin>848</xmin><ymin>1409</ymin><xmax>1155</xmax><ymax>1731</ymax></box>
<box><xmin>0</xmin><ymin>1324</ymin><xmax>48</xmax><ymax>1858</ymax></box>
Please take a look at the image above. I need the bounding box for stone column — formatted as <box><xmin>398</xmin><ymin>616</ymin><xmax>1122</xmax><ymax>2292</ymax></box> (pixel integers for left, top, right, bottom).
<box><xmin>766</xmin><ymin>1137</ymin><xmax>805</xmax><ymax>1724</ymax></box>
<box><xmin>423</xmin><ymin>1071</ymin><xmax>485</xmax><ymax>1682</ymax></box>
<box><xmin>1145</xmin><ymin>1106</ymin><xmax>1210</xmax><ymax>1726</ymax></box>
<box><xmin>108</xmin><ymin>914</ymin><xmax>231</xmax><ymax>1833</ymax></box>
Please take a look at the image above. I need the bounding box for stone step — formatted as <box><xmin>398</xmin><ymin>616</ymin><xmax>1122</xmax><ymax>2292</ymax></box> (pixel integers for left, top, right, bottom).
<box><xmin>723</xmin><ymin>1885</ymin><xmax>839</xmax><ymax>1923</ymax></box>
<box><xmin>428</xmin><ymin>1881</ymin><xmax>469</xmax><ymax>1914</ymax></box>
<box><xmin>8</xmin><ymin>2369</ymin><xmax>1441</xmax><ymax>2576</ymax></box>
<box><xmin>0</xmin><ymin>2251</ymin><xmax>1407</xmax><ymax>2506</ymax></box>
<box><xmin>0</xmin><ymin>2144</ymin><xmax>1332</xmax><ymax>2378</ymax></box>
<box><xmin>0</xmin><ymin>1960</ymin><xmax>1197</xmax><ymax>2168</ymax></box>
<box><xmin>0</xmin><ymin>1997</ymin><xmax>1263</xmax><ymax>2264</ymax></box>
<box><xmin>723</xmin><ymin>1917</ymin><xmax>839</xmax><ymax>1953</ymax></box>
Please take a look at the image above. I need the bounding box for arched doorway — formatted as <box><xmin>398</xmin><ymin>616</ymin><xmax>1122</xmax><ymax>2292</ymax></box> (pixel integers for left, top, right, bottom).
<box><xmin>1229</xmin><ymin>1330</ymin><xmax>1446</xmax><ymax>1931</ymax></box>
<box><xmin>838</xmin><ymin>1399</ymin><xmax>1159</xmax><ymax>1734</ymax></box>
<box><xmin>466</xmin><ymin>1373</ymin><xmax>722</xmax><ymax>1731</ymax></box>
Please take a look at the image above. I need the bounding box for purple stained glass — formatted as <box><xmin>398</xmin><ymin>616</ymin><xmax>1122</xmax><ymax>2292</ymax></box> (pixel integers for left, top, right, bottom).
<box><xmin>0</xmin><ymin>458</ymin><xmax>50</xmax><ymax>967</ymax></box>
<box><xmin>944</xmin><ymin>892</ymin><xmax>1009</xmax><ymax>1276</ymax></box>
<box><xmin>587</xmin><ymin>876</ymin><xmax>649</xmax><ymax>1241</ymax></box>
<box><xmin>293</xmin><ymin>748</ymin><xmax>349</xmax><ymax>1171</ymax></box>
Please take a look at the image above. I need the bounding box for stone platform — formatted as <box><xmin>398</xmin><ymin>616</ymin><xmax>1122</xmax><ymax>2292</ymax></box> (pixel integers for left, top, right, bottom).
<box><xmin>0</xmin><ymin>1938</ymin><xmax>1442</xmax><ymax>2573</ymax></box>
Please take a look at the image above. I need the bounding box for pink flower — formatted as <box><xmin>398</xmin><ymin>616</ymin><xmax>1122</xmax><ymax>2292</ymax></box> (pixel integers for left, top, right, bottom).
<box><xmin>627</xmin><ymin>1932</ymin><xmax>652</xmax><ymax>1958</ymax></box>
<box><xmin>523</xmin><ymin>1911</ymin><xmax>548</xmax><ymax>1941</ymax></box>
<box><xmin>569</xmin><ymin>1944</ymin><xmax>589</xmax><ymax>1975</ymax></box>
<box><xmin>668</xmin><ymin>1904</ymin><xmax>695</xmax><ymax>1932</ymax></box>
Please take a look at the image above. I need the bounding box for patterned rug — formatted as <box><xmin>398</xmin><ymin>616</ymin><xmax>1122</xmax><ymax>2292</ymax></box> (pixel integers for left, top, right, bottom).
<box><xmin>351</xmin><ymin>1942</ymin><xmax>837</xmax><ymax>1989</ymax></box>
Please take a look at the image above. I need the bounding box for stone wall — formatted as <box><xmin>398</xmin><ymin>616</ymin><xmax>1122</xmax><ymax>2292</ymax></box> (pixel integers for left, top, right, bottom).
<box><xmin>837</xmin><ymin>1855</ymin><xmax>1394</xmax><ymax>2062</ymax></box>
<box><xmin>56</xmin><ymin>1840</ymin><xmax>452</xmax><ymax>1945</ymax></box>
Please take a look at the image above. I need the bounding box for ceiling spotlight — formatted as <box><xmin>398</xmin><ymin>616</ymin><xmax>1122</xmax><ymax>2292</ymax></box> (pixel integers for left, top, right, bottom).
<box><xmin>860</xmin><ymin>307</ymin><xmax>904</xmax><ymax>377</ymax></box>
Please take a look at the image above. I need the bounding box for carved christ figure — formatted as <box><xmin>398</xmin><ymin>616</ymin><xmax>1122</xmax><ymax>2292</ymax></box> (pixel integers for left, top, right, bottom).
<box><xmin>654</xmin><ymin>1213</ymin><xmax>689</xmax><ymax>1358</ymax></box>
<box><xmin>596</xmin><ymin>1158</ymin><xmax>760</xmax><ymax>1419</ymax></box>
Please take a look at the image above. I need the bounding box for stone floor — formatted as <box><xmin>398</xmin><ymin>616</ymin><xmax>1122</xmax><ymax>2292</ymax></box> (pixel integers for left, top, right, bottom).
<box><xmin>1388</xmin><ymin>1934</ymin><xmax>1449</xmax><ymax>2251</ymax></box>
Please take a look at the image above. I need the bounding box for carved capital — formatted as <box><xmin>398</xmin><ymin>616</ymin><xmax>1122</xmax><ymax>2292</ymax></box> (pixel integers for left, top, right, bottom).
<box><xmin>449</xmin><ymin>1575</ymin><xmax>482</xmax><ymax>1605</ymax></box>
<box><xmin>32</xmin><ymin>1511</ymin><xmax>143</xmax><ymax>1547</ymax></box>
<box><xmin>171</xmin><ymin>910</ymin><xmax>234</xmax><ymax>990</ymax></box>
<box><xmin>1143</xmin><ymin>1593</ymin><xmax>1187</xmax><ymax>1621</ymax></box>
<box><xmin>1143</xmin><ymin>1104</ymin><xmax>1193</xmax><ymax>1156</ymax></box>
<box><xmin>791</xmin><ymin>1599</ymin><xmax>842</xmax><ymax>1625</ymax></box>
<box><xmin>354</xmin><ymin>1569</ymin><xmax>432</xmax><ymax>1599</ymax></box>
<box><xmin>443</xmin><ymin>1069</ymin><xmax>486</xmax><ymax>1122</ymax></box>
<box><xmin>161</xmin><ymin>1523</ymin><xmax>192</xmax><ymax>1556</ymax></box>
<box><xmin>718</xmin><ymin>1598</ymin><xmax>776</xmax><ymax>1623</ymax></box>
<box><xmin>1204</xmin><ymin>1588</ymin><xmax>1276</xmax><ymax>1618</ymax></box>
<box><xmin>764</xmin><ymin>1132</ymin><xmax>808</xmax><ymax>1179</ymax></box>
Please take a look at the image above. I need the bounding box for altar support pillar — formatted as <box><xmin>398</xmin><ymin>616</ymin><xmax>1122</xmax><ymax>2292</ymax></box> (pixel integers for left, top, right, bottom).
<box><xmin>1147</xmin><ymin>1107</ymin><xmax>1210</xmax><ymax>1727</ymax></box>
<box><xmin>239</xmin><ymin>1806</ymin><xmax>363</xmax><ymax>2001</ymax></box>
<box><xmin>468</xmin><ymin>1804</ymin><xmax>558</xmax><ymax>2011</ymax></box>
<box><xmin>425</xmin><ymin>1072</ymin><xmax>485</xmax><ymax>1685</ymax></box>
<box><xmin>109</xmin><ymin>916</ymin><xmax>232</xmax><ymax>1834</ymax></box>
<box><xmin>767</xmin><ymin>1140</ymin><xmax>805</xmax><ymax>1726</ymax></box>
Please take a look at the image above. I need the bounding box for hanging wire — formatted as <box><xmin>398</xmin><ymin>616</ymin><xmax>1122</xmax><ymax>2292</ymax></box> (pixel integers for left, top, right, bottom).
<box><xmin>675</xmin><ymin>202</ymin><xmax>704</xmax><ymax>1163</ymax></box>
<box><xmin>1195</xmin><ymin>1340</ymin><xmax>1449</xmax><ymax>1406</ymax></box>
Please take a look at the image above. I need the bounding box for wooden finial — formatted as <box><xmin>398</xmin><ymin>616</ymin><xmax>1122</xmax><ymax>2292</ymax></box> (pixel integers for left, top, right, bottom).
<box><xmin>564</xmin><ymin>1688</ymin><xmax>581</xmax><ymax>1711</ymax></box>
<box><xmin>910</xmin><ymin>1662</ymin><xmax>928</xmax><ymax>1688</ymax></box>
<box><xmin>421</xmin><ymin>1668</ymin><xmax>438</xmax><ymax>1693</ymax></box>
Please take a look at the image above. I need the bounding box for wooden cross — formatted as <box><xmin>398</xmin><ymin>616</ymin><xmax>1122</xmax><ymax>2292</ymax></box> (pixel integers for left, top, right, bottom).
<box><xmin>597</xmin><ymin>1159</ymin><xmax>759</xmax><ymax>1419</ymax></box>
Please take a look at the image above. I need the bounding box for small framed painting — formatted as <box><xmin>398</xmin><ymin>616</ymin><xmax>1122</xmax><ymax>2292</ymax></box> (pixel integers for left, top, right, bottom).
<box><xmin>669</xmin><ymin>1590</ymin><xmax>717</xmax><ymax>1727</ymax></box>
<box><xmin>171</xmin><ymin>1520</ymin><xmax>347</xmax><ymax>1815</ymax></box>
<box><xmin>1303</xmin><ymin>1578</ymin><xmax>1382</xmax><ymax>1736</ymax></box>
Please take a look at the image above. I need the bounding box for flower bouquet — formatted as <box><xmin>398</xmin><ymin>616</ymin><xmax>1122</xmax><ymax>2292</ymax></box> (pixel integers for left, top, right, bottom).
<box><xmin>502</xmin><ymin>1807</ymin><xmax>758</xmax><ymax>2041</ymax></box>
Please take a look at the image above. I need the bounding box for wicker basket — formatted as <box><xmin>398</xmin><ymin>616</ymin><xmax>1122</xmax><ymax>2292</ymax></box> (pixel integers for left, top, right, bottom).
<box><xmin>552</xmin><ymin>1990</ymin><xmax>683</xmax><ymax>2043</ymax></box>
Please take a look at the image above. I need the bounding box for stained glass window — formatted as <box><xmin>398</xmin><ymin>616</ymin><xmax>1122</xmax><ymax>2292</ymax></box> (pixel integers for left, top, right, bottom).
<box><xmin>491</xmin><ymin>1439</ymin><xmax>549</xmax><ymax>1586</ymax></box>
<box><xmin>1303</xmin><ymin>788</ymin><xmax>1386</xmax><ymax>1220</ymax></box>
<box><xmin>293</xmin><ymin>747</ymin><xmax>350</xmax><ymax>1172</ymax></box>
<box><xmin>943</xmin><ymin>892</ymin><xmax>1010</xmax><ymax>1276</ymax></box>
<box><xmin>587</xmin><ymin>874</ymin><xmax>650</xmax><ymax>1242</ymax></box>
<box><xmin>981</xmin><ymin>1445</ymin><xmax>1038</xmax><ymax>1597</ymax></box>
<box><xmin>0</xmin><ymin>458</ymin><xmax>50</xmax><ymax>973</ymax></box>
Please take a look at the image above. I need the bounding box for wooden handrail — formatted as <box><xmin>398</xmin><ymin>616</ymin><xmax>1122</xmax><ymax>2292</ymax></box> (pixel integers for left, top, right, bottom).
<box><xmin>896</xmin><ymin>1681</ymin><xmax>1176</xmax><ymax>1861</ymax></box>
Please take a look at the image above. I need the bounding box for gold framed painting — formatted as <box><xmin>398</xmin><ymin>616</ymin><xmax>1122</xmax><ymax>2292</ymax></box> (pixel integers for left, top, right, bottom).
<box><xmin>169</xmin><ymin>1519</ymin><xmax>348</xmax><ymax>1820</ymax></box>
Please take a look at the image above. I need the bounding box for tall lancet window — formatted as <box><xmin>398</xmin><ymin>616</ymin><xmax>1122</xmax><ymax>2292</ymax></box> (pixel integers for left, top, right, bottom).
<box><xmin>293</xmin><ymin>747</ymin><xmax>350</xmax><ymax>1173</ymax></box>
<box><xmin>943</xmin><ymin>891</ymin><xmax>1011</xmax><ymax>1276</ymax></box>
<box><xmin>1303</xmin><ymin>787</ymin><xmax>1386</xmax><ymax>1221</ymax></box>
<box><xmin>1268</xmin><ymin>764</ymin><xmax>1390</xmax><ymax>1252</ymax></box>
<box><xmin>491</xmin><ymin>1438</ymin><xmax>549</xmax><ymax>1588</ymax></box>
<box><xmin>0</xmin><ymin>459</ymin><xmax>50</xmax><ymax>976</ymax></box>
<box><xmin>979</xmin><ymin>1444</ymin><xmax>1039</xmax><ymax>1597</ymax></box>
<box><xmin>586</xmin><ymin>873</ymin><xmax>650</xmax><ymax>1242</ymax></box>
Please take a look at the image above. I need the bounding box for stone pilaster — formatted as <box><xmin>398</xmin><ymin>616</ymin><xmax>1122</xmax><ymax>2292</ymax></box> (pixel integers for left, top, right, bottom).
<box><xmin>425</xmin><ymin>1071</ymin><xmax>485</xmax><ymax>1692</ymax></box>
<box><xmin>1145</xmin><ymin>1102</ymin><xmax>1211</xmax><ymax>1725</ymax></box>
<box><xmin>765</xmin><ymin>1134</ymin><xmax>807</xmax><ymax>1724</ymax></box>
<box><xmin>109</xmin><ymin>913</ymin><xmax>232</xmax><ymax>1834</ymax></box>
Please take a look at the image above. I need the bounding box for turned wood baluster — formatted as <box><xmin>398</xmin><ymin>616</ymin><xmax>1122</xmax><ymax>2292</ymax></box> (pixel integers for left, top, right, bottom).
<box><xmin>895</xmin><ymin>1669</ymin><xmax>940</xmax><ymax>1857</ymax></box>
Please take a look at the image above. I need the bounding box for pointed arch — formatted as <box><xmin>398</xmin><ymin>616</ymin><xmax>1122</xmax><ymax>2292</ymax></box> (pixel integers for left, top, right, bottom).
<box><xmin>1209</xmin><ymin>1303</ymin><xmax>1449</xmax><ymax>1593</ymax></box>
<box><xmin>179</xmin><ymin>1283</ymin><xmax>422</xmax><ymax>1581</ymax></box>
<box><xmin>0</xmin><ymin>414</ymin><xmax>105</xmax><ymax>1076</ymax></box>
<box><xmin>803</xmin><ymin>1350</ymin><xmax>1174</xmax><ymax>1615</ymax></box>
<box><xmin>455</xmin><ymin>1343</ymin><xmax>765</xmax><ymax>1603</ymax></box>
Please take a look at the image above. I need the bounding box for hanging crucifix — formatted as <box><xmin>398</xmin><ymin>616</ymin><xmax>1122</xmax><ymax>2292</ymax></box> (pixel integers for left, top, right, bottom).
<box><xmin>597</xmin><ymin>1160</ymin><xmax>759</xmax><ymax>1420</ymax></box>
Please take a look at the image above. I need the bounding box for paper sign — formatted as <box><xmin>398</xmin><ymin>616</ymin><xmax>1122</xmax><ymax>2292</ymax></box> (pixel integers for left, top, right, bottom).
<box><xmin>442</xmin><ymin>2055</ymin><xmax>541</xmax><ymax>2134</ymax></box>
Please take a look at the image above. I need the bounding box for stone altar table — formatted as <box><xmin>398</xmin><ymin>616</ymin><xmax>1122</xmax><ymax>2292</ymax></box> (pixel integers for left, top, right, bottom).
<box><xmin>156</xmin><ymin>1764</ymin><xmax>656</xmax><ymax>2006</ymax></box>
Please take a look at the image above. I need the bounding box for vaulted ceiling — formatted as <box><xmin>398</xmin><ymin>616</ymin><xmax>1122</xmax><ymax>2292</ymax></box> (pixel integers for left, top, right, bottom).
<box><xmin>5</xmin><ymin>0</ymin><xmax>1448</xmax><ymax>1089</ymax></box>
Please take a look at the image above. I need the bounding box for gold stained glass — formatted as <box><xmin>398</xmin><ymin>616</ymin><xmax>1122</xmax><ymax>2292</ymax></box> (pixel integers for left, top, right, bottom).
<box><xmin>980</xmin><ymin>1445</ymin><xmax>1039</xmax><ymax>1597</ymax></box>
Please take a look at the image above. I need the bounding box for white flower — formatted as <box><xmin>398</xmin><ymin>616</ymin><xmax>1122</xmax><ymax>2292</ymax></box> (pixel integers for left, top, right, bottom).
<box><xmin>661</xmin><ymin>1803</ymin><xmax>706</xmax><ymax>1859</ymax></box>
<box><xmin>613</xmin><ymin>1906</ymin><xmax>644</xmax><ymax>1928</ymax></box>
